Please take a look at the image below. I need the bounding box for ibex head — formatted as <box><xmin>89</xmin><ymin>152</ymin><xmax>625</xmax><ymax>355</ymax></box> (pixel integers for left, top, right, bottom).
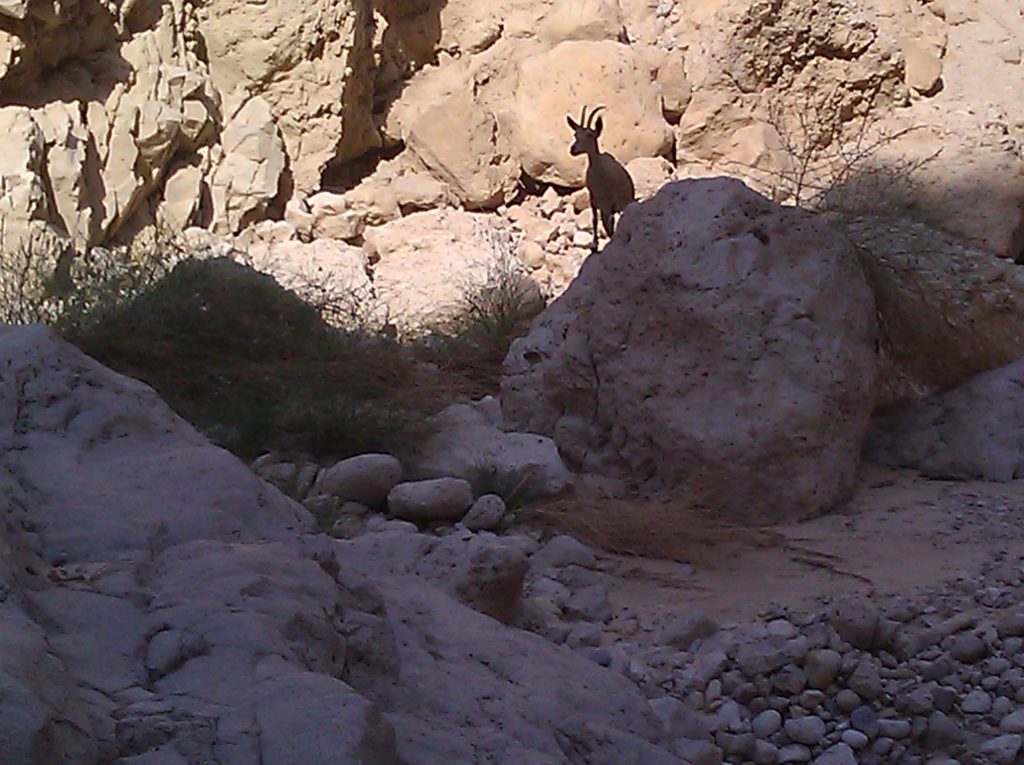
<box><xmin>567</xmin><ymin>105</ymin><xmax>605</xmax><ymax>156</ymax></box>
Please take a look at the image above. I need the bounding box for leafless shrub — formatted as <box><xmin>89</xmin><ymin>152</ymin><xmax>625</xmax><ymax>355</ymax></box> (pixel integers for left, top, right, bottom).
<box><xmin>761</xmin><ymin>90</ymin><xmax>940</xmax><ymax>217</ymax></box>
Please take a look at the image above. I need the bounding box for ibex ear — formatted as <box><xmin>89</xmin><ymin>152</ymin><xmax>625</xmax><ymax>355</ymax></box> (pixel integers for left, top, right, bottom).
<box><xmin>593</xmin><ymin>116</ymin><xmax>603</xmax><ymax>137</ymax></box>
<box><xmin>566</xmin><ymin>115</ymin><xmax>578</xmax><ymax>129</ymax></box>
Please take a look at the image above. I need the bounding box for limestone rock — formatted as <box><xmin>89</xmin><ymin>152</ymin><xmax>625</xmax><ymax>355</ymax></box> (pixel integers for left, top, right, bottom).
<box><xmin>625</xmin><ymin>155</ymin><xmax>675</xmax><ymax>200</ymax></box>
<box><xmin>158</xmin><ymin>164</ymin><xmax>204</xmax><ymax>232</ymax></box>
<box><xmin>210</xmin><ymin>97</ymin><xmax>286</xmax><ymax>234</ymax></box>
<box><xmin>394</xmin><ymin>173</ymin><xmax>451</xmax><ymax>211</ymax></box>
<box><xmin>501</xmin><ymin>178</ymin><xmax>877</xmax><ymax>524</ymax></box>
<box><xmin>364</xmin><ymin>209</ymin><xmax>519</xmax><ymax>326</ymax></box>
<box><xmin>541</xmin><ymin>0</ymin><xmax>626</xmax><ymax>44</ymax></box>
<box><xmin>902</xmin><ymin>39</ymin><xmax>943</xmax><ymax>94</ymax></box>
<box><xmin>513</xmin><ymin>40</ymin><xmax>673</xmax><ymax>187</ymax></box>
<box><xmin>0</xmin><ymin>325</ymin><xmax>310</xmax><ymax>562</ymax></box>
<box><xmin>311</xmin><ymin>453</ymin><xmax>404</xmax><ymax>507</ymax></box>
<box><xmin>0</xmin><ymin>323</ymin><xmax>684</xmax><ymax>764</ymax></box>
<box><xmin>247</xmin><ymin>238</ymin><xmax>376</xmax><ymax>327</ymax></box>
<box><xmin>405</xmin><ymin>87</ymin><xmax>519</xmax><ymax>210</ymax></box>
<box><xmin>33</xmin><ymin>102</ymin><xmax>95</xmax><ymax>248</ymax></box>
<box><xmin>345</xmin><ymin>173</ymin><xmax>401</xmax><ymax>226</ymax></box>
<box><xmin>657</xmin><ymin>53</ymin><xmax>692</xmax><ymax>121</ymax></box>
<box><xmin>867</xmin><ymin>356</ymin><xmax>1024</xmax><ymax>481</ymax></box>
<box><xmin>0</xmin><ymin>106</ymin><xmax>49</xmax><ymax>248</ymax></box>
<box><xmin>198</xmin><ymin>0</ymin><xmax>378</xmax><ymax>191</ymax></box>
<box><xmin>387</xmin><ymin>477</ymin><xmax>475</xmax><ymax>522</ymax></box>
<box><xmin>410</xmin><ymin>400</ymin><xmax>571</xmax><ymax>500</ymax></box>
<box><xmin>307</xmin><ymin>191</ymin><xmax>366</xmax><ymax>241</ymax></box>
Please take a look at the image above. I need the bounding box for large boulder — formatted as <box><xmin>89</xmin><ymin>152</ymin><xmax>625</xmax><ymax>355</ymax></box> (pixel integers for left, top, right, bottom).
<box><xmin>512</xmin><ymin>39</ymin><xmax>673</xmax><ymax>187</ymax></box>
<box><xmin>404</xmin><ymin>86</ymin><xmax>519</xmax><ymax>209</ymax></box>
<box><xmin>0</xmin><ymin>325</ymin><xmax>310</xmax><ymax>562</ymax></box>
<box><xmin>866</xmin><ymin>356</ymin><xmax>1024</xmax><ymax>481</ymax></box>
<box><xmin>501</xmin><ymin>178</ymin><xmax>878</xmax><ymax>523</ymax></box>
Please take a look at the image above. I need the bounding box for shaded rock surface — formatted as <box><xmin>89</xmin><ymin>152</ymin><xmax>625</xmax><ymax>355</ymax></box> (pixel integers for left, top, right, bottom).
<box><xmin>0</xmin><ymin>324</ymin><xmax>683</xmax><ymax>764</ymax></box>
<box><xmin>867</xmin><ymin>355</ymin><xmax>1024</xmax><ymax>481</ymax></box>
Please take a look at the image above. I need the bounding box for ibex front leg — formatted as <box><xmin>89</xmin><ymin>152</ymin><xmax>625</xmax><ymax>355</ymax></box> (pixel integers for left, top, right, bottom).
<box><xmin>590</xmin><ymin>203</ymin><xmax>600</xmax><ymax>253</ymax></box>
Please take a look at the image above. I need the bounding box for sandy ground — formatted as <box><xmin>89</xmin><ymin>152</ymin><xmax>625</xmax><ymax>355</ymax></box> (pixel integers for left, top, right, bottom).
<box><xmin>604</xmin><ymin>464</ymin><xmax>1024</xmax><ymax>628</ymax></box>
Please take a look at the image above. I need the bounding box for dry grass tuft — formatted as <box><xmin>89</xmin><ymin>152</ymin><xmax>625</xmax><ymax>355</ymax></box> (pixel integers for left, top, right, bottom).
<box><xmin>517</xmin><ymin>494</ymin><xmax>780</xmax><ymax>565</ymax></box>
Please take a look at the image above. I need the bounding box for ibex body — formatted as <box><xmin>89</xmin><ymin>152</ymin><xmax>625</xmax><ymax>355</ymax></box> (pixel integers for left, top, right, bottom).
<box><xmin>567</xmin><ymin>106</ymin><xmax>635</xmax><ymax>252</ymax></box>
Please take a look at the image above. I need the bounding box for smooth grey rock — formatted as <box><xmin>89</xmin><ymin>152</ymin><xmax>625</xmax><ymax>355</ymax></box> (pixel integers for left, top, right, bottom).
<box><xmin>673</xmin><ymin>737</ymin><xmax>724</xmax><ymax>765</ymax></box>
<box><xmin>753</xmin><ymin>709</ymin><xmax>783</xmax><ymax>738</ymax></box>
<box><xmin>312</xmin><ymin>453</ymin><xmax>403</xmax><ymax>507</ymax></box>
<box><xmin>847</xmin><ymin>657</ymin><xmax>882</xmax><ymax>700</ymax></box>
<box><xmin>961</xmin><ymin>688</ymin><xmax>993</xmax><ymax>714</ymax></box>
<box><xmin>387</xmin><ymin>477</ymin><xmax>474</xmax><ymax>522</ymax></box>
<box><xmin>835</xmin><ymin>689</ymin><xmax>861</xmax><ymax>713</ymax></box>
<box><xmin>716</xmin><ymin>730</ymin><xmax>756</xmax><ymax>758</ymax></box>
<box><xmin>410</xmin><ymin>400</ymin><xmax>571</xmax><ymax>499</ymax></box>
<box><xmin>841</xmin><ymin>729</ymin><xmax>869</xmax><ymax>750</ymax></box>
<box><xmin>876</xmin><ymin>719</ymin><xmax>911</xmax><ymax>739</ymax></box>
<box><xmin>850</xmin><ymin>705</ymin><xmax>879</xmax><ymax>737</ymax></box>
<box><xmin>658</xmin><ymin>612</ymin><xmax>720</xmax><ymax>649</ymax></box>
<box><xmin>785</xmin><ymin>716</ymin><xmax>827</xmax><ymax>745</ymax></box>
<box><xmin>949</xmin><ymin>632</ymin><xmax>988</xmax><ymax>663</ymax></box>
<box><xmin>867</xmin><ymin>356</ymin><xmax>1024</xmax><ymax>481</ymax></box>
<box><xmin>753</xmin><ymin>739</ymin><xmax>780</xmax><ymax>764</ymax></box>
<box><xmin>779</xmin><ymin>743</ymin><xmax>813</xmax><ymax>763</ymax></box>
<box><xmin>1001</xmin><ymin>709</ymin><xmax>1024</xmax><ymax>733</ymax></box>
<box><xmin>831</xmin><ymin>598</ymin><xmax>880</xmax><ymax>650</ymax></box>
<box><xmin>530</xmin><ymin>535</ymin><xmax>597</xmax><ymax>571</ymax></box>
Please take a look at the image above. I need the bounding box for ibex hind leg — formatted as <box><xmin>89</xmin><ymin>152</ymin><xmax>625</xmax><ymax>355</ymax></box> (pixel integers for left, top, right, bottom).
<box><xmin>601</xmin><ymin>208</ymin><xmax>615</xmax><ymax>239</ymax></box>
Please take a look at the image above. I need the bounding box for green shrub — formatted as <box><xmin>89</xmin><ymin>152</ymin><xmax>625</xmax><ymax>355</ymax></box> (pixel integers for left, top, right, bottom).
<box><xmin>419</xmin><ymin>248</ymin><xmax>546</xmax><ymax>399</ymax></box>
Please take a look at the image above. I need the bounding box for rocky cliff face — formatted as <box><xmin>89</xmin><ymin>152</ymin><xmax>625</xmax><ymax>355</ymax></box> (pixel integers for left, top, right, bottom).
<box><xmin>0</xmin><ymin>0</ymin><xmax>1022</xmax><ymax>391</ymax></box>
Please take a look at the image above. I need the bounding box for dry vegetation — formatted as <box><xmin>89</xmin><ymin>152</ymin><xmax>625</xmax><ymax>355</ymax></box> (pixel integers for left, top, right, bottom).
<box><xmin>0</xmin><ymin>233</ymin><xmax>546</xmax><ymax>463</ymax></box>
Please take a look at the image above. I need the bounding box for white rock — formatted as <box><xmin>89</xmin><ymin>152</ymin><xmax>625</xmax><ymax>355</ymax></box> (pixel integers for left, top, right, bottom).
<box><xmin>364</xmin><ymin>209</ymin><xmax>520</xmax><ymax>327</ymax></box>
<box><xmin>311</xmin><ymin>454</ymin><xmax>403</xmax><ymax>507</ymax></box>
<box><xmin>512</xmin><ymin>40</ymin><xmax>673</xmax><ymax>187</ymax></box>
<box><xmin>411</xmin><ymin>401</ymin><xmax>570</xmax><ymax>501</ymax></box>
<box><xmin>307</xmin><ymin>191</ymin><xmax>366</xmax><ymax>241</ymax></box>
<box><xmin>404</xmin><ymin>87</ymin><xmax>518</xmax><ymax>209</ymax></box>
<box><xmin>210</xmin><ymin>97</ymin><xmax>286</xmax><ymax>234</ymax></box>
<box><xmin>387</xmin><ymin>478</ymin><xmax>474</xmax><ymax>522</ymax></box>
<box><xmin>200</xmin><ymin>0</ymin><xmax>378</xmax><ymax>192</ymax></box>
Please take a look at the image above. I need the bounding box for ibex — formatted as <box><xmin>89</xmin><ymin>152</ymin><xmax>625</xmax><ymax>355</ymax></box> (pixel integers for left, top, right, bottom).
<box><xmin>567</xmin><ymin>105</ymin><xmax>635</xmax><ymax>253</ymax></box>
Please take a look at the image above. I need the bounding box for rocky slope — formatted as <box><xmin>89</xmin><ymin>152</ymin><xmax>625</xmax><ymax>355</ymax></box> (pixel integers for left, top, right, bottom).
<box><xmin>9</xmin><ymin>323</ymin><xmax>1024</xmax><ymax>764</ymax></box>
<box><xmin>0</xmin><ymin>325</ymin><xmax>682</xmax><ymax>764</ymax></box>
